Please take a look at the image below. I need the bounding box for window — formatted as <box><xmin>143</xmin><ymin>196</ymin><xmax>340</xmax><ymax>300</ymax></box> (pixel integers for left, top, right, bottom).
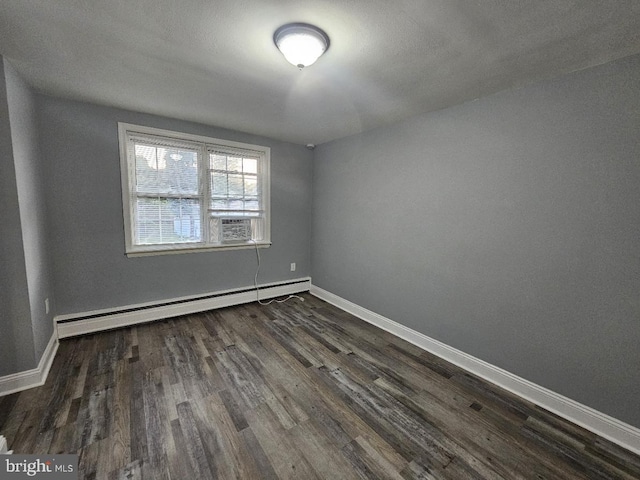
<box><xmin>118</xmin><ymin>123</ymin><xmax>270</xmax><ymax>255</ymax></box>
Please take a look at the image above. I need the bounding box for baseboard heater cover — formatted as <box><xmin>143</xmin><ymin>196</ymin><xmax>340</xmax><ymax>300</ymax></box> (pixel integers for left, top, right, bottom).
<box><xmin>55</xmin><ymin>278</ymin><xmax>310</xmax><ymax>338</ymax></box>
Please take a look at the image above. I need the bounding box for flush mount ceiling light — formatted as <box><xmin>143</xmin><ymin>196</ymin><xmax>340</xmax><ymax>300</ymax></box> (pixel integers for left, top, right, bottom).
<box><xmin>274</xmin><ymin>23</ymin><xmax>330</xmax><ymax>69</ymax></box>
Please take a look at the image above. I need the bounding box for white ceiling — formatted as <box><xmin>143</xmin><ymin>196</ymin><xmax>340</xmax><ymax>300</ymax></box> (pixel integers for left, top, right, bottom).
<box><xmin>2</xmin><ymin>1</ymin><xmax>640</xmax><ymax>145</ymax></box>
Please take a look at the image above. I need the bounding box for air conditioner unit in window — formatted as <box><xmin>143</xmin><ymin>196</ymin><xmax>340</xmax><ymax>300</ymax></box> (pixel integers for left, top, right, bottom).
<box><xmin>219</xmin><ymin>217</ymin><xmax>252</xmax><ymax>243</ymax></box>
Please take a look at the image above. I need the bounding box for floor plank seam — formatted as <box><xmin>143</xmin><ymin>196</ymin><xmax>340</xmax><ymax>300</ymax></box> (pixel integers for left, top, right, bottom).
<box><xmin>2</xmin><ymin>294</ymin><xmax>639</xmax><ymax>479</ymax></box>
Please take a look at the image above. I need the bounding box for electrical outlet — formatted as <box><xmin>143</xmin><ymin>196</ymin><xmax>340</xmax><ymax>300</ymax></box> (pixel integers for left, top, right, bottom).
<box><xmin>290</xmin><ymin>262</ymin><xmax>296</xmax><ymax>272</ymax></box>
<box><xmin>45</xmin><ymin>298</ymin><xmax>50</xmax><ymax>314</ymax></box>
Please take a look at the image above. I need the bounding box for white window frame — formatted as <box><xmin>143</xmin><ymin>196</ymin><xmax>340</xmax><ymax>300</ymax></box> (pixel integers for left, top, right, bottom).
<box><xmin>118</xmin><ymin>123</ymin><xmax>271</xmax><ymax>256</ymax></box>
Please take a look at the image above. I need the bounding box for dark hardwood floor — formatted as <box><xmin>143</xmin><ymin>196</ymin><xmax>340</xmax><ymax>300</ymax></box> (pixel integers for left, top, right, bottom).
<box><xmin>1</xmin><ymin>293</ymin><xmax>639</xmax><ymax>479</ymax></box>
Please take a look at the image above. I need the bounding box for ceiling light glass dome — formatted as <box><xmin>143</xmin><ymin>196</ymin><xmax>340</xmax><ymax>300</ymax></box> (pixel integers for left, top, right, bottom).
<box><xmin>274</xmin><ymin>23</ymin><xmax>330</xmax><ymax>69</ymax></box>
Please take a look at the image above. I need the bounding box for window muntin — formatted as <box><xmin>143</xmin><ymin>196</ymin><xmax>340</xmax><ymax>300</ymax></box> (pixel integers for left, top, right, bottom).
<box><xmin>209</xmin><ymin>150</ymin><xmax>260</xmax><ymax>215</ymax></box>
<box><xmin>119</xmin><ymin>124</ymin><xmax>270</xmax><ymax>255</ymax></box>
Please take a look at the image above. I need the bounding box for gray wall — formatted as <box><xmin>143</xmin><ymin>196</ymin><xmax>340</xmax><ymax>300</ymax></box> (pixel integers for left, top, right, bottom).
<box><xmin>0</xmin><ymin>58</ymin><xmax>36</xmax><ymax>375</ymax></box>
<box><xmin>4</xmin><ymin>59</ymin><xmax>54</xmax><ymax>362</ymax></box>
<box><xmin>312</xmin><ymin>53</ymin><xmax>640</xmax><ymax>428</ymax></box>
<box><xmin>37</xmin><ymin>96</ymin><xmax>313</xmax><ymax>316</ymax></box>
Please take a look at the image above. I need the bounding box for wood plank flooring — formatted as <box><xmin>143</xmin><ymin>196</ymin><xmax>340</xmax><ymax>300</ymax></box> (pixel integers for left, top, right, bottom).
<box><xmin>1</xmin><ymin>293</ymin><xmax>639</xmax><ymax>479</ymax></box>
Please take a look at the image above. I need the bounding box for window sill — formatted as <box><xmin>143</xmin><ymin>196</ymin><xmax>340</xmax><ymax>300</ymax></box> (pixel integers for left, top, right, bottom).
<box><xmin>125</xmin><ymin>242</ymin><xmax>272</xmax><ymax>257</ymax></box>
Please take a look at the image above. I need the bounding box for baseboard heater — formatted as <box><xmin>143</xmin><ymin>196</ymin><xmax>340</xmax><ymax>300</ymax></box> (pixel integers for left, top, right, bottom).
<box><xmin>55</xmin><ymin>278</ymin><xmax>310</xmax><ymax>338</ymax></box>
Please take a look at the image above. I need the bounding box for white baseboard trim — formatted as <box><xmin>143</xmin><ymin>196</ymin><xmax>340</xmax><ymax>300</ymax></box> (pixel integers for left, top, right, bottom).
<box><xmin>56</xmin><ymin>278</ymin><xmax>311</xmax><ymax>339</ymax></box>
<box><xmin>0</xmin><ymin>332</ymin><xmax>59</xmax><ymax>397</ymax></box>
<box><xmin>310</xmin><ymin>284</ymin><xmax>640</xmax><ymax>456</ymax></box>
<box><xmin>0</xmin><ymin>435</ymin><xmax>12</xmax><ymax>454</ymax></box>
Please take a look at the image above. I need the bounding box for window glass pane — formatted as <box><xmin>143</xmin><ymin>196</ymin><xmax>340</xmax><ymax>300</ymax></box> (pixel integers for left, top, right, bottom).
<box><xmin>245</xmin><ymin>199</ymin><xmax>259</xmax><ymax>211</ymax></box>
<box><xmin>135</xmin><ymin>197</ymin><xmax>201</xmax><ymax>244</ymax></box>
<box><xmin>211</xmin><ymin>199</ymin><xmax>228</xmax><ymax>210</ymax></box>
<box><xmin>135</xmin><ymin>145</ymin><xmax>160</xmax><ymax>193</ymax></box>
<box><xmin>207</xmin><ymin>153</ymin><xmax>261</xmax><ymax>213</ymax></box>
<box><xmin>212</xmin><ymin>154</ymin><xmax>226</xmax><ymax>170</ymax></box>
<box><xmin>228</xmin><ymin>199</ymin><xmax>244</xmax><ymax>210</ymax></box>
<box><xmin>171</xmin><ymin>198</ymin><xmax>201</xmax><ymax>242</ymax></box>
<box><xmin>243</xmin><ymin>158</ymin><xmax>258</xmax><ymax>174</ymax></box>
<box><xmin>135</xmin><ymin>143</ymin><xmax>198</xmax><ymax>195</ymax></box>
<box><xmin>227</xmin><ymin>156</ymin><xmax>242</xmax><ymax>172</ymax></box>
<box><xmin>244</xmin><ymin>177</ymin><xmax>257</xmax><ymax>196</ymax></box>
<box><xmin>211</xmin><ymin>172</ymin><xmax>228</xmax><ymax>195</ymax></box>
<box><xmin>228</xmin><ymin>174</ymin><xmax>244</xmax><ymax>196</ymax></box>
<box><xmin>165</xmin><ymin>148</ymin><xmax>198</xmax><ymax>194</ymax></box>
